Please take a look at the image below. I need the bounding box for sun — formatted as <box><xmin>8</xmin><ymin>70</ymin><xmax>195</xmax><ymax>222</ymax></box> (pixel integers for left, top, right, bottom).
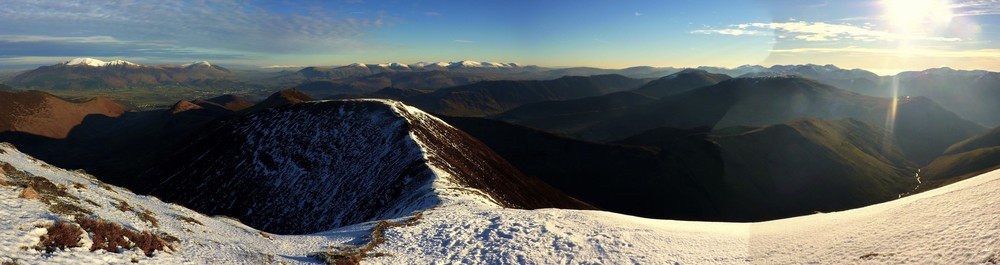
<box><xmin>883</xmin><ymin>0</ymin><xmax>954</xmax><ymax>32</ymax></box>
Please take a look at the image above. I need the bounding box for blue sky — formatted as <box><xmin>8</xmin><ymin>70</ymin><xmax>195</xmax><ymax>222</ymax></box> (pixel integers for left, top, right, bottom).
<box><xmin>0</xmin><ymin>0</ymin><xmax>998</xmax><ymax>73</ymax></box>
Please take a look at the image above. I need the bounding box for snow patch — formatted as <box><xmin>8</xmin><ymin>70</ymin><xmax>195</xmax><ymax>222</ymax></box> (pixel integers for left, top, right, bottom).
<box><xmin>64</xmin><ymin>58</ymin><xmax>137</xmax><ymax>67</ymax></box>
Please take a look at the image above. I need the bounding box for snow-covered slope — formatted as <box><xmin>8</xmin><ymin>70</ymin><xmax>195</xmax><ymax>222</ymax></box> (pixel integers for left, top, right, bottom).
<box><xmin>369</xmin><ymin>167</ymin><xmax>1000</xmax><ymax>264</ymax></box>
<box><xmin>0</xmin><ymin>142</ymin><xmax>366</xmax><ymax>264</ymax></box>
<box><xmin>2</xmin><ymin>135</ymin><xmax>999</xmax><ymax>264</ymax></box>
<box><xmin>140</xmin><ymin>99</ymin><xmax>589</xmax><ymax>234</ymax></box>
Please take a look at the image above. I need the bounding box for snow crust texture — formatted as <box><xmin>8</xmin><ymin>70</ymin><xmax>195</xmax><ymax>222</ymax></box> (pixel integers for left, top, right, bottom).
<box><xmin>144</xmin><ymin>101</ymin><xmax>440</xmax><ymax>234</ymax></box>
<box><xmin>370</xmin><ymin>168</ymin><xmax>1000</xmax><ymax>264</ymax></box>
<box><xmin>0</xmin><ymin>142</ymin><xmax>361</xmax><ymax>264</ymax></box>
<box><xmin>142</xmin><ymin>99</ymin><xmax>588</xmax><ymax>235</ymax></box>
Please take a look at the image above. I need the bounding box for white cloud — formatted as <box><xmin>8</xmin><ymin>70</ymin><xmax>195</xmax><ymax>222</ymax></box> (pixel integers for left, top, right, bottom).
<box><xmin>0</xmin><ymin>0</ymin><xmax>390</xmax><ymax>55</ymax></box>
<box><xmin>690</xmin><ymin>29</ymin><xmax>771</xmax><ymax>36</ymax></box>
<box><xmin>770</xmin><ymin>46</ymin><xmax>1000</xmax><ymax>58</ymax></box>
<box><xmin>0</xmin><ymin>35</ymin><xmax>121</xmax><ymax>44</ymax></box>
<box><xmin>635</xmin><ymin>12</ymin><xmax>642</xmax><ymax>17</ymax></box>
<box><xmin>952</xmin><ymin>0</ymin><xmax>1000</xmax><ymax>16</ymax></box>
<box><xmin>694</xmin><ymin>21</ymin><xmax>962</xmax><ymax>42</ymax></box>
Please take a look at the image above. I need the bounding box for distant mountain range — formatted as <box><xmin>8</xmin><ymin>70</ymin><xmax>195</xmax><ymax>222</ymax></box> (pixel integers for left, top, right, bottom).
<box><xmin>403</xmin><ymin>74</ymin><xmax>650</xmax><ymax>116</ymax></box>
<box><xmin>493</xmin><ymin>75</ymin><xmax>982</xmax><ymax>164</ymax></box>
<box><xmin>5</xmin><ymin>58</ymin><xmax>236</xmax><ymax>89</ymax></box>
<box><xmin>5</xmin><ymin>60</ymin><xmax>998</xmax><ymax>127</ymax></box>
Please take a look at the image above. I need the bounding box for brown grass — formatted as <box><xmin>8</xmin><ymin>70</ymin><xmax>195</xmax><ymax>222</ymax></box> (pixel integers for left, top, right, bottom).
<box><xmin>23</xmin><ymin>176</ymin><xmax>77</xmax><ymax>202</ymax></box>
<box><xmin>114</xmin><ymin>199</ymin><xmax>133</xmax><ymax>212</ymax></box>
<box><xmin>175</xmin><ymin>216</ymin><xmax>203</xmax><ymax>226</ymax></box>
<box><xmin>84</xmin><ymin>199</ymin><xmax>101</xmax><ymax>208</ymax></box>
<box><xmin>71</xmin><ymin>182</ymin><xmax>87</xmax><ymax>190</ymax></box>
<box><xmin>138</xmin><ymin>209</ymin><xmax>159</xmax><ymax>227</ymax></box>
<box><xmin>49</xmin><ymin>202</ymin><xmax>93</xmax><ymax>216</ymax></box>
<box><xmin>309</xmin><ymin>212</ymin><xmax>422</xmax><ymax>265</ymax></box>
<box><xmin>37</xmin><ymin>221</ymin><xmax>83</xmax><ymax>252</ymax></box>
<box><xmin>76</xmin><ymin>217</ymin><xmax>171</xmax><ymax>257</ymax></box>
<box><xmin>99</xmin><ymin>183</ymin><xmax>117</xmax><ymax>193</ymax></box>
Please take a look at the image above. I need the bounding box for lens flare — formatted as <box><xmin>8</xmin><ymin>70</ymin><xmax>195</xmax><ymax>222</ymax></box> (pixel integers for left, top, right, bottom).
<box><xmin>883</xmin><ymin>0</ymin><xmax>954</xmax><ymax>32</ymax></box>
<box><xmin>885</xmin><ymin>76</ymin><xmax>900</xmax><ymax>134</ymax></box>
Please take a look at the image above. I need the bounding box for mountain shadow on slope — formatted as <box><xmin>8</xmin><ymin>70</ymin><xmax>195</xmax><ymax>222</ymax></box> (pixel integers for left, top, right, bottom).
<box><xmin>139</xmin><ymin>100</ymin><xmax>592</xmax><ymax>234</ymax></box>
<box><xmin>567</xmin><ymin>77</ymin><xmax>983</xmax><ymax>164</ymax></box>
<box><xmin>443</xmin><ymin>116</ymin><xmax>917</xmax><ymax>221</ymax></box>
<box><xmin>0</xmin><ymin>89</ymin><xmax>292</xmax><ymax>189</ymax></box>
<box><xmin>0</xmin><ymin>90</ymin><xmax>126</xmax><ymax>139</ymax></box>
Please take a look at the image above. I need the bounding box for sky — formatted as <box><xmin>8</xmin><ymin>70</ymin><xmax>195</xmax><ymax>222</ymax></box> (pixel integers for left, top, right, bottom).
<box><xmin>0</xmin><ymin>0</ymin><xmax>998</xmax><ymax>74</ymax></box>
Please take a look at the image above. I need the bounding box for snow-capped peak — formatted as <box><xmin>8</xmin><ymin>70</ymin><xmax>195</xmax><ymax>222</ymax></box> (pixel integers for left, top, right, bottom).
<box><xmin>450</xmin><ymin>60</ymin><xmax>521</xmax><ymax>68</ymax></box>
<box><xmin>348</xmin><ymin>62</ymin><xmax>369</xmax><ymax>68</ymax></box>
<box><xmin>182</xmin><ymin>61</ymin><xmax>212</xmax><ymax>67</ymax></box>
<box><xmin>64</xmin><ymin>58</ymin><xmax>137</xmax><ymax>67</ymax></box>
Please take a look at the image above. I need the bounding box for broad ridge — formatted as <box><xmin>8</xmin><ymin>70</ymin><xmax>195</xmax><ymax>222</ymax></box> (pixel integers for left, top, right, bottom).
<box><xmin>138</xmin><ymin>98</ymin><xmax>590</xmax><ymax>234</ymax></box>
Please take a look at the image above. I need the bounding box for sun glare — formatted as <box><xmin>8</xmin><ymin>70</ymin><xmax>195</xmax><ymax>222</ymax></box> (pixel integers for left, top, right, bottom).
<box><xmin>883</xmin><ymin>0</ymin><xmax>954</xmax><ymax>32</ymax></box>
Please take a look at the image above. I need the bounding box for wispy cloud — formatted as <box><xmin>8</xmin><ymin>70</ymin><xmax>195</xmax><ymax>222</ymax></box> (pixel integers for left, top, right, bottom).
<box><xmin>770</xmin><ymin>46</ymin><xmax>1000</xmax><ymax>58</ymax></box>
<box><xmin>690</xmin><ymin>29</ymin><xmax>771</xmax><ymax>36</ymax></box>
<box><xmin>634</xmin><ymin>12</ymin><xmax>642</xmax><ymax>17</ymax></box>
<box><xmin>454</xmin><ymin>39</ymin><xmax>475</xmax><ymax>43</ymax></box>
<box><xmin>693</xmin><ymin>21</ymin><xmax>962</xmax><ymax>42</ymax></box>
<box><xmin>0</xmin><ymin>0</ymin><xmax>390</xmax><ymax>59</ymax></box>
<box><xmin>0</xmin><ymin>34</ymin><xmax>243</xmax><ymax>62</ymax></box>
<box><xmin>424</xmin><ymin>11</ymin><xmax>441</xmax><ymax>16</ymax></box>
<box><xmin>952</xmin><ymin>0</ymin><xmax>1000</xmax><ymax>16</ymax></box>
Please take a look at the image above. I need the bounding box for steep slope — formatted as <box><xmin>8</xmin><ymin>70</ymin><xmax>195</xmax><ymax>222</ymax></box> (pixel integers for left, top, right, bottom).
<box><xmin>405</xmin><ymin>74</ymin><xmax>650</xmax><ymax>116</ymax></box>
<box><xmin>6</xmin><ymin>58</ymin><xmax>236</xmax><ymax>89</ymax></box>
<box><xmin>918</xmin><ymin>125</ymin><xmax>1000</xmax><ymax>190</ymax></box>
<box><xmin>2</xmin><ymin>140</ymin><xmax>998</xmax><ymax>264</ymax></box>
<box><xmin>701</xmin><ymin>119</ymin><xmax>916</xmax><ymax>220</ymax></box>
<box><xmin>140</xmin><ymin>99</ymin><xmax>591</xmax><ymax>234</ymax></box>
<box><xmin>575</xmin><ymin>77</ymin><xmax>983</xmax><ymax>163</ymax></box>
<box><xmin>446</xmin><ymin>117</ymin><xmax>917</xmax><ymax>221</ymax></box>
<box><xmin>0</xmin><ymin>90</ymin><xmax>126</xmax><ymax>138</ymax></box>
<box><xmin>944</xmin><ymin>125</ymin><xmax>1000</xmax><ymax>155</ymax></box>
<box><xmin>632</xmin><ymin>69</ymin><xmax>731</xmax><ymax>98</ymax></box>
<box><xmin>0</xmin><ymin>142</ymin><xmax>386</xmax><ymax>264</ymax></box>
